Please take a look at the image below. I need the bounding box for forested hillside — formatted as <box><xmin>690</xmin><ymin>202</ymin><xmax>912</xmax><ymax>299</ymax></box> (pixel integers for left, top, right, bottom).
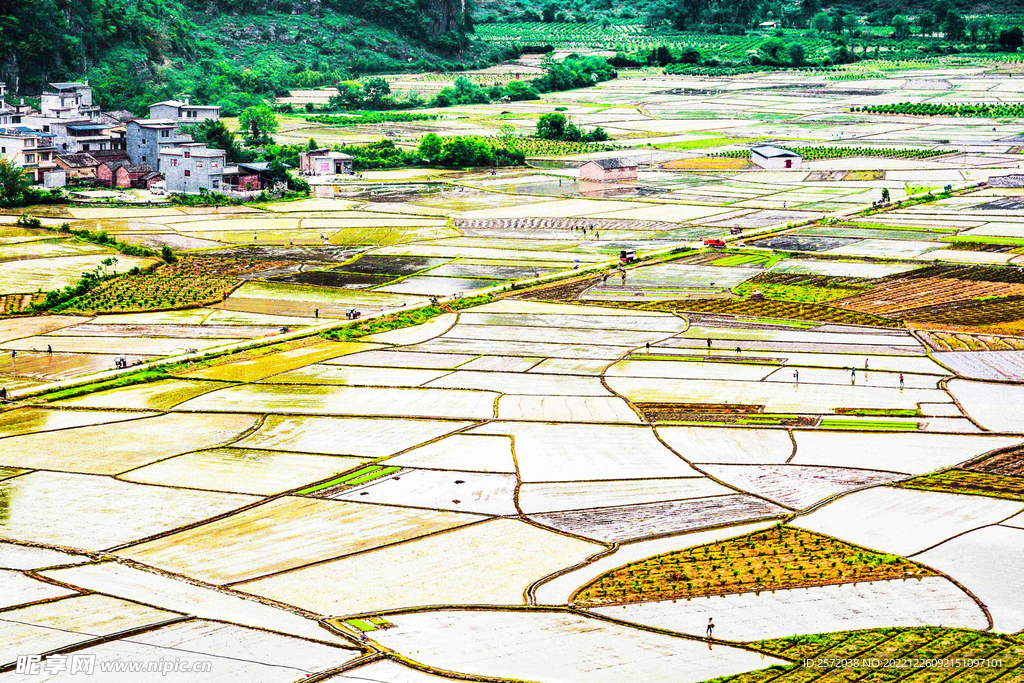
<box><xmin>0</xmin><ymin>0</ymin><xmax>508</xmax><ymax>113</ymax></box>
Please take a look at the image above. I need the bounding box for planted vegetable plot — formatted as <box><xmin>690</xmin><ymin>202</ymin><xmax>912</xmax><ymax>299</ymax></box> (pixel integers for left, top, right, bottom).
<box><xmin>920</xmin><ymin>330</ymin><xmax>1024</xmax><ymax>352</ymax></box>
<box><xmin>487</xmin><ymin>136</ymin><xmax>613</xmax><ymax>156</ymax></box>
<box><xmin>834</xmin><ymin>265</ymin><xmax>1024</xmax><ymax>319</ymax></box>
<box><xmin>572</xmin><ymin>525</ymin><xmax>931</xmax><ymax>607</ymax></box>
<box><xmin>54</xmin><ymin>257</ymin><xmax>293</xmax><ymax>314</ymax></box>
<box><xmin>897</xmin><ymin>469</ymin><xmax>1024</xmax><ymax>501</ymax></box>
<box><xmin>638</xmin><ymin>298</ymin><xmax>903</xmax><ymax>328</ymax></box>
<box><xmin>969</xmin><ymin>445</ymin><xmax>1024</xmax><ymax>477</ymax></box>
<box><xmin>733</xmin><ymin>272</ymin><xmax>869</xmax><ymax>304</ymax></box>
<box><xmin>299</xmin><ymin>464</ymin><xmax>401</xmax><ymax>495</ymax></box>
<box><xmin>713</xmin><ymin>627</ymin><xmax>1024</xmax><ymax>683</ymax></box>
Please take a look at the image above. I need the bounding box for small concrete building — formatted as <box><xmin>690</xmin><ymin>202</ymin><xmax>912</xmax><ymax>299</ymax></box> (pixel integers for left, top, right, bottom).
<box><xmin>750</xmin><ymin>145</ymin><xmax>802</xmax><ymax>170</ymax></box>
<box><xmin>55</xmin><ymin>153</ymin><xmax>100</xmax><ymax>180</ymax></box>
<box><xmin>299</xmin><ymin>148</ymin><xmax>354</xmax><ymax>176</ymax></box>
<box><xmin>148</xmin><ymin>99</ymin><xmax>220</xmax><ymax>124</ymax></box>
<box><xmin>44</xmin><ymin>170</ymin><xmax>66</xmax><ymax>188</ymax></box>
<box><xmin>126</xmin><ymin>120</ymin><xmax>192</xmax><ymax>169</ymax></box>
<box><xmin>578</xmin><ymin>158</ymin><xmax>638</xmax><ymax>182</ymax></box>
<box><xmin>160</xmin><ymin>143</ymin><xmax>227</xmax><ymax>194</ymax></box>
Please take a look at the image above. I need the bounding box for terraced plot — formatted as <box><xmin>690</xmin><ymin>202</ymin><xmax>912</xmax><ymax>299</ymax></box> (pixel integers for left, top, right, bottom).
<box><xmin>573</xmin><ymin>526</ymin><xmax>932</xmax><ymax>606</ymax></box>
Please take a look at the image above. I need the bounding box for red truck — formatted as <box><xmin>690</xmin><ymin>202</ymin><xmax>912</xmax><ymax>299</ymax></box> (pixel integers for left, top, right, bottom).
<box><xmin>704</xmin><ymin>238</ymin><xmax>726</xmax><ymax>249</ymax></box>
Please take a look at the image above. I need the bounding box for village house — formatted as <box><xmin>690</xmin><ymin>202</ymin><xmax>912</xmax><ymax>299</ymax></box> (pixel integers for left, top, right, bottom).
<box><xmin>53</xmin><ymin>121</ymin><xmax>117</xmax><ymax>154</ymax></box>
<box><xmin>17</xmin><ymin>113</ymin><xmax>121</xmax><ymax>156</ymax></box>
<box><xmin>148</xmin><ymin>99</ymin><xmax>220</xmax><ymax>124</ymax></box>
<box><xmin>89</xmin><ymin>149</ymin><xmax>129</xmax><ymax>165</ymax></box>
<box><xmin>40</xmin><ymin>82</ymin><xmax>100</xmax><ymax>120</ymax></box>
<box><xmin>126</xmin><ymin>120</ymin><xmax>192</xmax><ymax>169</ymax></box>
<box><xmin>114</xmin><ymin>164</ymin><xmax>158</xmax><ymax>189</ymax></box>
<box><xmin>96</xmin><ymin>160</ymin><xmax>125</xmax><ymax>187</ymax></box>
<box><xmin>55</xmin><ymin>153</ymin><xmax>101</xmax><ymax>181</ymax></box>
<box><xmin>0</xmin><ymin>128</ymin><xmax>58</xmax><ymax>182</ymax></box>
<box><xmin>220</xmin><ymin>161</ymin><xmax>277</xmax><ymax>193</ymax></box>
<box><xmin>750</xmin><ymin>145</ymin><xmax>802</xmax><ymax>170</ymax></box>
<box><xmin>0</xmin><ymin>83</ymin><xmax>14</xmax><ymax>127</ymax></box>
<box><xmin>578</xmin><ymin>158</ymin><xmax>638</xmax><ymax>183</ymax></box>
<box><xmin>299</xmin><ymin>148</ymin><xmax>354</xmax><ymax>176</ymax></box>
<box><xmin>160</xmin><ymin>143</ymin><xmax>227</xmax><ymax>194</ymax></box>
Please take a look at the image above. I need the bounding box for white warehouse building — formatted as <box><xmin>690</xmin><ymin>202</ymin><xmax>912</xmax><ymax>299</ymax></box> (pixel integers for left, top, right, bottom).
<box><xmin>750</xmin><ymin>145</ymin><xmax>802</xmax><ymax>170</ymax></box>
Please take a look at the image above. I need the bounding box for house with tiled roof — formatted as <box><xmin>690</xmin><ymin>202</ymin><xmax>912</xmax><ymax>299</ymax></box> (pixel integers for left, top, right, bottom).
<box><xmin>578</xmin><ymin>157</ymin><xmax>638</xmax><ymax>182</ymax></box>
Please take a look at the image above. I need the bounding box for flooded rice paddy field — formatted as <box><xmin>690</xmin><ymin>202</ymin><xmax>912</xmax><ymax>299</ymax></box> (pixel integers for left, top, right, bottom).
<box><xmin>2</xmin><ymin>66</ymin><xmax>1024</xmax><ymax>682</ymax></box>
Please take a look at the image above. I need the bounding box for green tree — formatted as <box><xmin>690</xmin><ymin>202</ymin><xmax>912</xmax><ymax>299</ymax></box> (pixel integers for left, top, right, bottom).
<box><xmin>0</xmin><ymin>160</ymin><xmax>31</xmax><ymax>208</ymax></box>
<box><xmin>892</xmin><ymin>15</ymin><xmax>911</xmax><ymax>40</ymax></box>
<box><xmin>504</xmin><ymin>81</ymin><xmax>539</xmax><ymax>101</ymax></box>
<box><xmin>999</xmin><ymin>27</ymin><xmax>1024</xmax><ymax>52</ymax></box>
<box><xmin>944</xmin><ymin>12</ymin><xmax>966</xmax><ymax>41</ymax></box>
<box><xmin>788</xmin><ymin>43</ymin><xmax>806</xmax><ymax>65</ymax></box>
<box><xmin>185</xmin><ymin>119</ymin><xmax>243</xmax><ymax>163</ymax></box>
<box><xmin>918</xmin><ymin>12</ymin><xmax>936</xmax><ymax>36</ymax></box>
<box><xmin>439</xmin><ymin>136</ymin><xmax>475</xmax><ymax>167</ymax></box>
<box><xmin>968</xmin><ymin>19</ymin><xmax>981</xmax><ymax>42</ymax></box>
<box><xmin>536</xmin><ymin>113</ymin><xmax>569</xmax><ymax>140</ymax></box>
<box><xmin>418</xmin><ymin>133</ymin><xmax>443</xmax><ymax>162</ymax></box>
<box><xmin>361</xmin><ymin>77</ymin><xmax>392</xmax><ymax>108</ymax></box>
<box><xmin>810</xmin><ymin>12</ymin><xmax>830</xmax><ymax>33</ymax></box>
<box><xmin>830</xmin><ymin>12</ymin><xmax>846</xmax><ymax>34</ymax></box>
<box><xmin>980</xmin><ymin>17</ymin><xmax>996</xmax><ymax>42</ymax></box>
<box><xmin>881</xmin><ymin>188</ymin><xmax>890</xmax><ymax>203</ymax></box>
<box><xmin>333</xmin><ymin>81</ymin><xmax>364</xmax><ymax>108</ymax></box>
<box><xmin>679</xmin><ymin>47</ymin><xmax>701</xmax><ymax>64</ymax></box>
<box><xmin>655</xmin><ymin>45</ymin><xmax>673</xmax><ymax>66</ymax></box>
<box><xmin>238</xmin><ymin>105</ymin><xmax>278</xmax><ymax>147</ymax></box>
<box><xmin>758</xmin><ymin>38</ymin><xmax>787</xmax><ymax>63</ymax></box>
<box><xmin>800</xmin><ymin>0</ymin><xmax>820</xmax><ymax>21</ymax></box>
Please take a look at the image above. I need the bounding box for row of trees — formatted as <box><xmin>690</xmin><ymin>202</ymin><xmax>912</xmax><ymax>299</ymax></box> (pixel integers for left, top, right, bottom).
<box><xmin>641</xmin><ymin>0</ymin><xmax>1023</xmax><ymax>44</ymax></box>
<box><xmin>262</xmin><ymin>136</ymin><xmax>526</xmax><ymax>172</ymax></box>
<box><xmin>325</xmin><ymin>56</ymin><xmax>617</xmax><ymax>111</ymax></box>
